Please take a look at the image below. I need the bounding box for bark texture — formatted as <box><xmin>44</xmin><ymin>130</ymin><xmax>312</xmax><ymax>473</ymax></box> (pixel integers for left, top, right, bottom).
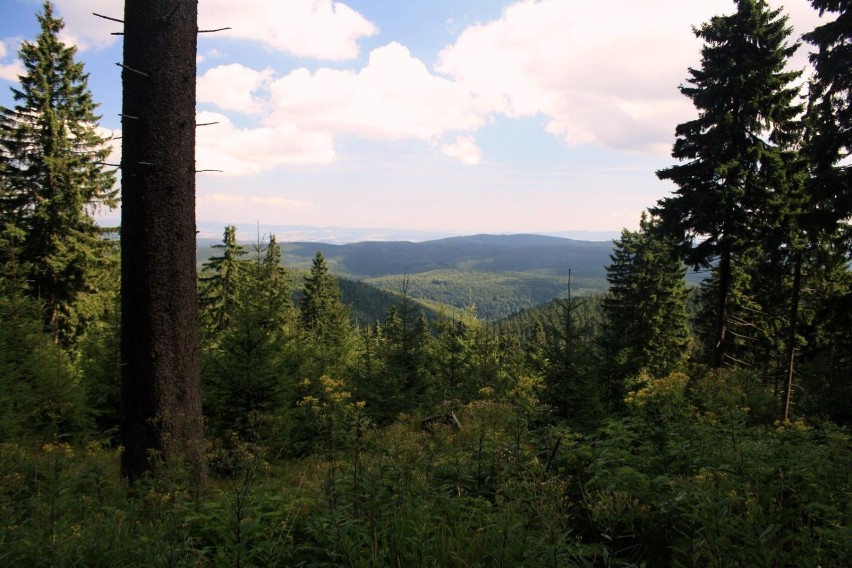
<box><xmin>120</xmin><ymin>0</ymin><xmax>205</xmax><ymax>483</ymax></box>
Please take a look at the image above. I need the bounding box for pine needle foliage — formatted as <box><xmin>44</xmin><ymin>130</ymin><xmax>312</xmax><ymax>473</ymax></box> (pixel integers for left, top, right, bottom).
<box><xmin>0</xmin><ymin>1</ymin><xmax>117</xmax><ymax>346</ymax></box>
<box><xmin>653</xmin><ymin>0</ymin><xmax>803</xmax><ymax>368</ymax></box>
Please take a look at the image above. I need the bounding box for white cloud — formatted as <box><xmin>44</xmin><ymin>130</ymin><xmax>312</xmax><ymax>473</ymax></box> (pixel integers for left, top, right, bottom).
<box><xmin>96</xmin><ymin>126</ymin><xmax>122</xmax><ymax>165</ymax></box>
<box><xmin>52</xmin><ymin>0</ymin><xmax>376</xmax><ymax>60</ymax></box>
<box><xmin>194</xmin><ymin>42</ymin><xmax>490</xmax><ymax>169</ymax></box>
<box><xmin>197</xmin><ymin>49</ymin><xmax>225</xmax><ymax>65</ymax></box>
<box><xmin>441</xmin><ymin>135</ymin><xmax>482</xmax><ymax>165</ymax></box>
<box><xmin>199</xmin><ymin>0</ymin><xmax>377</xmax><ymax>60</ymax></box>
<box><xmin>0</xmin><ymin>39</ymin><xmax>24</xmax><ymax>81</ymax></box>
<box><xmin>63</xmin><ymin>0</ymin><xmax>821</xmax><ymax>174</ymax></box>
<box><xmin>436</xmin><ymin>0</ymin><xmax>819</xmax><ymax>154</ymax></box>
<box><xmin>267</xmin><ymin>42</ymin><xmax>486</xmax><ymax>141</ymax></box>
<box><xmin>198</xmin><ymin>64</ymin><xmax>274</xmax><ymax>115</ymax></box>
<box><xmin>0</xmin><ymin>60</ymin><xmax>23</xmax><ymax>82</ymax></box>
<box><xmin>195</xmin><ymin>111</ymin><xmax>336</xmax><ymax>175</ymax></box>
<box><xmin>54</xmin><ymin>0</ymin><xmax>123</xmax><ymax>51</ymax></box>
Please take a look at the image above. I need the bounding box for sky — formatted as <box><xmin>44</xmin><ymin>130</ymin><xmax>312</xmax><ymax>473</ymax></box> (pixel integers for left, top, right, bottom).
<box><xmin>0</xmin><ymin>0</ymin><xmax>826</xmax><ymax>239</ymax></box>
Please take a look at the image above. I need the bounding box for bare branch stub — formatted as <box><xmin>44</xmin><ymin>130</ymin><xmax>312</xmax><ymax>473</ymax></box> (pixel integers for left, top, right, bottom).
<box><xmin>195</xmin><ymin>122</ymin><xmax>219</xmax><ymax>127</ymax></box>
<box><xmin>93</xmin><ymin>12</ymin><xmax>124</xmax><ymax>24</ymax></box>
<box><xmin>198</xmin><ymin>27</ymin><xmax>232</xmax><ymax>33</ymax></box>
<box><xmin>196</xmin><ymin>169</ymin><xmax>224</xmax><ymax>173</ymax></box>
<box><xmin>116</xmin><ymin>63</ymin><xmax>150</xmax><ymax>78</ymax></box>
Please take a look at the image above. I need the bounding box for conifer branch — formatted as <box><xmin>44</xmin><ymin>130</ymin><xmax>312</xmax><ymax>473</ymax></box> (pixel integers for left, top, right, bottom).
<box><xmin>725</xmin><ymin>328</ymin><xmax>757</xmax><ymax>341</ymax></box>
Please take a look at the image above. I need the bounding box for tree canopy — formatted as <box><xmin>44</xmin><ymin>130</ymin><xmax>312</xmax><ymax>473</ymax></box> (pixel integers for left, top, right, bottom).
<box><xmin>0</xmin><ymin>0</ymin><xmax>117</xmax><ymax>345</ymax></box>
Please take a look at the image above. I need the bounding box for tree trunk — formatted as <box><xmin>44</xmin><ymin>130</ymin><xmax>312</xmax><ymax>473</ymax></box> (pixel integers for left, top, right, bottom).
<box><xmin>712</xmin><ymin>244</ymin><xmax>731</xmax><ymax>369</ymax></box>
<box><xmin>120</xmin><ymin>0</ymin><xmax>206</xmax><ymax>483</ymax></box>
<box><xmin>782</xmin><ymin>255</ymin><xmax>802</xmax><ymax>421</ymax></box>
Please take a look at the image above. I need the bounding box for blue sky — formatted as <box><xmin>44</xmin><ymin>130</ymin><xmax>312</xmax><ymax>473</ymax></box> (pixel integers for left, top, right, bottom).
<box><xmin>0</xmin><ymin>0</ymin><xmax>824</xmax><ymax>237</ymax></box>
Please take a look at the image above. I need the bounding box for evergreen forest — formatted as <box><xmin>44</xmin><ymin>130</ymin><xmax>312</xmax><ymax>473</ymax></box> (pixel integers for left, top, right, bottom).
<box><xmin>0</xmin><ymin>1</ymin><xmax>849</xmax><ymax>566</ymax></box>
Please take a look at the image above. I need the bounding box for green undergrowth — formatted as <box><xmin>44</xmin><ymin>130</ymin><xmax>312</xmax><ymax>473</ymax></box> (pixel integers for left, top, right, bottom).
<box><xmin>2</xmin><ymin>372</ymin><xmax>849</xmax><ymax>567</ymax></box>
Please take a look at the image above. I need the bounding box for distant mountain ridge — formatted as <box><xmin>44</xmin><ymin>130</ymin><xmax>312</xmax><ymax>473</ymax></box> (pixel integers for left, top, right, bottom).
<box><xmin>190</xmin><ymin>220</ymin><xmax>621</xmax><ymax>245</ymax></box>
<box><xmin>276</xmin><ymin>234</ymin><xmax>613</xmax><ymax>280</ymax></box>
<box><xmin>196</xmin><ymin>231</ymin><xmax>617</xmax><ymax>321</ymax></box>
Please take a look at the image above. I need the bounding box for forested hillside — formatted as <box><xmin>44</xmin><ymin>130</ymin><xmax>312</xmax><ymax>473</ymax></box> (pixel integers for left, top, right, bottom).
<box><xmin>201</xmin><ymin>234</ymin><xmax>612</xmax><ymax>321</ymax></box>
<box><xmin>281</xmin><ymin>234</ymin><xmax>612</xmax><ymax>278</ymax></box>
<box><xmin>1</xmin><ymin>1</ymin><xmax>850</xmax><ymax>566</ymax></box>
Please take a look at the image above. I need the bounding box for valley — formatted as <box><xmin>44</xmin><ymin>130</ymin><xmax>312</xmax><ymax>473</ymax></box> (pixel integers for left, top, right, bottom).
<box><xmin>199</xmin><ymin>232</ymin><xmax>614</xmax><ymax>322</ymax></box>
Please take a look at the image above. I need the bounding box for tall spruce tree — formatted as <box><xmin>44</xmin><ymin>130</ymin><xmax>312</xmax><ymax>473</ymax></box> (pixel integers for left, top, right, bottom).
<box><xmin>804</xmin><ymin>0</ymin><xmax>852</xmax><ymax>232</ymax></box>
<box><xmin>203</xmin><ymin>236</ymin><xmax>294</xmax><ymax>443</ymax></box>
<box><xmin>0</xmin><ymin>226</ymin><xmax>89</xmax><ymax>441</ymax></box>
<box><xmin>299</xmin><ymin>251</ymin><xmax>342</xmax><ymax>333</ymax></box>
<box><xmin>353</xmin><ymin>324</ymin><xmax>387</xmax><ymax>422</ymax></box>
<box><xmin>198</xmin><ymin>225</ymin><xmax>247</xmax><ymax>339</ymax></box>
<box><xmin>537</xmin><ymin>278</ymin><xmax>600</xmax><ymax>424</ymax></box>
<box><xmin>298</xmin><ymin>251</ymin><xmax>353</xmax><ymax>378</ymax></box>
<box><xmin>0</xmin><ymin>1</ymin><xmax>118</xmax><ymax>345</ymax></box>
<box><xmin>791</xmin><ymin>1</ymin><xmax>852</xmax><ymax>421</ymax></box>
<box><xmin>653</xmin><ymin>0</ymin><xmax>802</xmax><ymax>368</ymax></box>
<box><xmin>603</xmin><ymin>213</ymin><xmax>690</xmax><ymax>383</ymax></box>
<box><xmin>381</xmin><ymin>296</ymin><xmax>430</xmax><ymax>412</ymax></box>
<box><xmin>254</xmin><ymin>234</ymin><xmax>294</xmax><ymax>334</ymax></box>
<box><xmin>429</xmin><ymin>315</ymin><xmax>475</xmax><ymax>402</ymax></box>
